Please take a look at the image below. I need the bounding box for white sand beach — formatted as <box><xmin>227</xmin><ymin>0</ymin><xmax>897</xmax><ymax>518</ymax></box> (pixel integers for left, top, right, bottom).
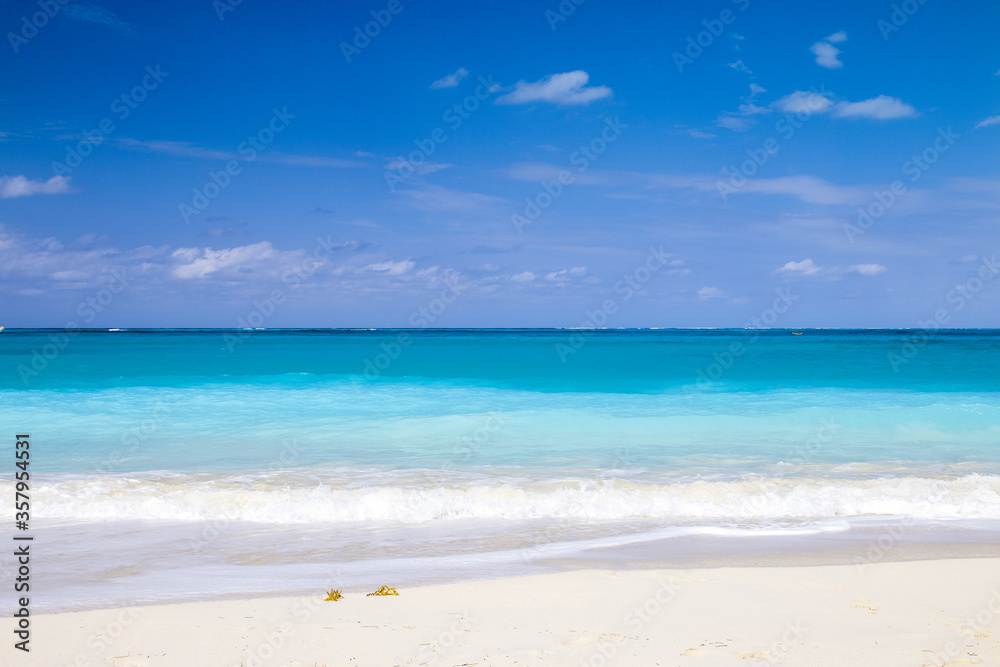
<box><xmin>9</xmin><ymin>558</ymin><xmax>1000</xmax><ymax>666</ymax></box>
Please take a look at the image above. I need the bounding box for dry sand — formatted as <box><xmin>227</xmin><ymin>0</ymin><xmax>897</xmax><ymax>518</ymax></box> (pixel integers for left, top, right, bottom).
<box><xmin>6</xmin><ymin>558</ymin><xmax>1000</xmax><ymax>666</ymax></box>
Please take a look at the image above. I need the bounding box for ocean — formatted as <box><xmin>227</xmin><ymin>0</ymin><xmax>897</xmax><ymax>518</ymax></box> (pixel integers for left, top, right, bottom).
<box><xmin>3</xmin><ymin>328</ymin><xmax>1000</xmax><ymax>610</ymax></box>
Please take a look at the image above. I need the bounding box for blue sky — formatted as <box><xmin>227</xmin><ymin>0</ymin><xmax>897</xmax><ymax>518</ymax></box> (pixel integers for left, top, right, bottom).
<box><xmin>2</xmin><ymin>0</ymin><xmax>999</xmax><ymax>327</ymax></box>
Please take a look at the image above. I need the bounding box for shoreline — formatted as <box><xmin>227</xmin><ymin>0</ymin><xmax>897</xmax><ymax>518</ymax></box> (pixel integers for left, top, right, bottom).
<box><xmin>25</xmin><ymin>517</ymin><xmax>1000</xmax><ymax>614</ymax></box>
<box><xmin>9</xmin><ymin>558</ymin><xmax>1000</xmax><ymax>666</ymax></box>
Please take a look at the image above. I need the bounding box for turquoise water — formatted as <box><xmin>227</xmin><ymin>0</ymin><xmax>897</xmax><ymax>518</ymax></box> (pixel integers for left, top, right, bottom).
<box><xmin>4</xmin><ymin>328</ymin><xmax>999</xmax><ymax>473</ymax></box>
<box><xmin>3</xmin><ymin>329</ymin><xmax>1000</xmax><ymax>608</ymax></box>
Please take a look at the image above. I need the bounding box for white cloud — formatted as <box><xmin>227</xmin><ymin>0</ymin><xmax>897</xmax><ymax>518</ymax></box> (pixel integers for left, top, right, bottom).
<box><xmin>503</xmin><ymin>161</ymin><xmax>608</xmax><ymax>185</ymax></box>
<box><xmin>385</xmin><ymin>159</ymin><xmax>452</xmax><ymax>175</ymax></box>
<box><xmin>495</xmin><ymin>71</ymin><xmax>612</xmax><ymax>106</ymax></box>
<box><xmin>776</xmin><ymin>259</ymin><xmax>821</xmax><ymax>275</ymax></box>
<box><xmin>773</xmin><ymin>91</ymin><xmax>916</xmax><ymax>121</ymax></box>
<box><xmin>680</xmin><ymin>128</ymin><xmax>716</xmax><ymax>139</ymax></box>
<box><xmin>832</xmin><ymin>96</ymin><xmax>917</xmax><ymax>119</ymax></box>
<box><xmin>509</xmin><ymin>271</ymin><xmax>534</xmax><ymax>282</ymax></box>
<box><xmin>1</xmin><ymin>227</ymin><xmax>521</xmax><ymax>306</ymax></box>
<box><xmin>395</xmin><ymin>184</ymin><xmax>505</xmax><ymax>212</ymax></box>
<box><xmin>740</xmin><ymin>175</ymin><xmax>867</xmax><ymax>205</ymax></box>
<box><xmin>728</xmin><ymin>60</ymin><xmax>753</xmax><ymax>75</ymax></box>
<box><xmin>170</xmin><ymin>241</ymin><xmax>285</xmax><ymax>280</ymax></box>
<box><xmin>697</xmin><ymin>286</ymin><xmax>726</xmax><ymax>300</ymax></box>
<box><xmin>975</xmin><ymin>115</ymin><xmax>1000</xmax><ymax>129</ymax></box>
<box><xmin>544</xmin><ymin>267</ymin><xmax>587</xmax><ymax>282</ymax></box>
<box><xmin>716</xmin><ymin>115</ymin><xmax>753</xmax><ymax>131</ymax></box>
<box><xmin>810</xmin><ymin>31</ymin><xmax>847</xmax><ymax>69</ymax></box>
<box><xmin>848</xmin><ymin>263</ymin><xmax>887</xmax><ymax>276</ymax></box>
<box><xmin>119</xmin><ymin>139</ymin><xmax>359</xmax><ymax>168</ymax></box>
<box><xmin>364</xmin><ymin>259</ymin><xmax>415</xmax><ymax>276</ymax></box>
<box><xmin>716</xmin><ymin>84</ymin><xmax>770</xmax><ymax>131</ymax></box>
<box><xmin>811</xmin><ymin>42</ymin><xmax>842</xmax><ymax>69</ymax></box>
<box><xmin>774</xmin><ymin>90</ymin><xmax>833</xmax><ymax>115</ymax></box>
<box><xmin>430</xmin><ymin>67</ymin><xmax>468</xmax><ymax>89</ymax></box>
<box><xmin>0</xmin><ymin>175</ymin><xmax>72</xmax><ymax>199</ymax></box>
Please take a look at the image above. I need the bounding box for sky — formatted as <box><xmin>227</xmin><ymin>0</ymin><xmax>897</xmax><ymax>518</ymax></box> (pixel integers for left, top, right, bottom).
<box><xmin>2</xmin><ymin>0</ymin><xmax>999</xmax><ymax>328</ymax></box>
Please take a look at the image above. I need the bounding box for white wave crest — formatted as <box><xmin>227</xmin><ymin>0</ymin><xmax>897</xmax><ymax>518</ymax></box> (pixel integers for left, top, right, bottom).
<box><xmin>11</xmin><ymin>473</ymin><xmax>1000</xmax><ymax>524</ymax></box>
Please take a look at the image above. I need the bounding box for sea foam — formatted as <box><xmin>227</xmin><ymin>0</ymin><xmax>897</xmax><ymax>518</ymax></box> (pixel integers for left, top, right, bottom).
<box><xmin>14</xmin><ymin>472</ymin><xmax>1000</xmax><ymax>523</ymax></box>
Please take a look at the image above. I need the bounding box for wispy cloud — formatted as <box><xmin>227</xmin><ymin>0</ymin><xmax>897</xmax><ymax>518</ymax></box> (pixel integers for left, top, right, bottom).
<box><xmin>776</xmin><ymin>259</ymin><xmax>821</xmax><ymax>275</ymax></box>
<box><xmin>62</xmin><ymin>3</ymin><xmax>135</xmax><ymax>36</ymax></box>
<box><xmin>495</xmin><ymin>71</ymin><xmax>612</xmax><ymax>106</ymax></box>
<box><xmin>395</xmin><ymin>184</ymin><xmax>506</xmax><ymax>212</ymax></box>
<box><xmin>848</xmin><ymin>263</ymin><xmax>887</xmax><ymax>276</ymax></box>
<box><xmin>832</xmin><ymin>95</ymin><xmax>917</xmax><ymax>119</ymax></box>
<box><xmin>0</xmin><ymin>175</ymin><xmax>72</xmax><ymax>199</ymax></box>
<box><xmin>716</xmin><ymin>84</ymin><xmax>771</xmax><ymax>131</ymax></box>
<box><xmin>431</xmin><ymin>67</ymin><xmax>469</xmax><ymax>89</ymax></box>
<box><xmin>728</xmin><ymin>60</ymin><xmax>753</xmax><ymax>76</ymax></box>
<box><xmin>774</xmin><ymin>90</ymin><xmax>834</xmax><ymax>115</ymax></box>
<box><xmin>505</xmin><ymin>166</ymin><xmax>868</xmax><ymax>206</ymax></box>
<box><xmin>697</xmin><ymin>286</ymin><xmax>726</xmax><ymax>300</ymax></box>
<box><xmin>679</xmin><ymin>128</ymin><xmax>716</xmax><ymax>139</ymax></box>
<box><xmin>736</xmin><ymin>175</ymin><xmax>868</xmax><ymax>205</ymax></box>
<box><xmin>811</xmin><ymin>31</ymin><xmax>847</xmax><ymax>69</ymax></box>
<box><xmin>119</xmin><ymin>139</ymin><xmax>360</xmax><ymax>167</ymax></box>
<box><xmin>364</xmin><ymin>259</ymin><xmax>415</xmax><ymax>275</ymax></box>
<box><xmin>975</xmin><ymin>115</ymin><xmax>1000</xmax><ymax>129</ymax></box>
<box><xmin>385</xmin><ymin>159</ymin><xmax>451</xmax><ymax>176</ymax></box>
